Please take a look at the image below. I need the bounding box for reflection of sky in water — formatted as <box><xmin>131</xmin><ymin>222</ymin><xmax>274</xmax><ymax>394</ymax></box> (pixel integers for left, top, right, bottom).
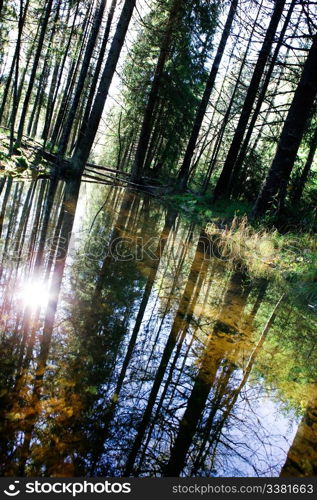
<box><xmin>0</xmin><ymin>179</ymin><xmax>315</xmax><ymax>477</ymax></box>
<box><xmin>217</xmin><ymin>387</ymin><xmax>299</xmax><ymax>477</ymax></box>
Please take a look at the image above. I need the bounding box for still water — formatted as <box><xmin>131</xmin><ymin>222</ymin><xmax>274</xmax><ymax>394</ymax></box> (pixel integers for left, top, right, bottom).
<box><xmin>0</xmin><ymin>178</ymin><xmax>316</xmax><ymax>477</ymax></box>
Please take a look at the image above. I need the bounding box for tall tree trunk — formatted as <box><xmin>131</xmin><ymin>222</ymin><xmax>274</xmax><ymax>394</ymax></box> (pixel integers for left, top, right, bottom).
<box><xmin>27</xmin><ymin>2</ymin><xmax>60</xmax><ymax>137</ymax></box>
<box><xmin>0</xmin><ymin>0</ymin><xmax>30</xmax><ymax>124</ymax></box>
<box><xmin>15</xmin><ymin>0</ymin><xmax>54</xmax><ymax>149</ymax></box>
<box><xmin>70</xmin><ymin>0</ymin><xmax>136</xmax><ymax>176</ymax></box>
<box><xmin>79</xmin><ymin>0</ymin><xmax>117</xmax><ymax>139</ymax></box>
<box><xmin>176</xmin><ymin>0</ymin><xmax>238</xmax><ymax>192</ymax></box>
<box><xmin>252</xmin><ymin>35</ymin><xmax>317</xmax><ymax>217</ymax></box>
<box><xmin>213</xmin><ymin>0</ymin><xmax>286</xmax><ymax>201</ymax></box>
<box><xmin>58</xmin><ymin>0</ymin><xmax>107</xmax><ymax>156</ymax></box>
<box><xmin>9</xmin><ymin>0</ymin><xmax>25</xmax><ymax>154</ymax></box>
<box><xmin>292</xmin><ymin>125</ymin><xmax>317</xmax><ymax>203</ymax></box>
<box><xmin>42</xmin><ymin>0</ymin><xmax>78</xmax><ymax>145</ymax></box>
<box><xmin>201</xmin><ymin>0</ymin><xmax>264</xmax><ymax>194</ymax></box>
<box><xmin>49</xmin><ymin>2</ymin><xmax>93</xmax><ymax>148</ymax></box>
<box><xmin>130</xmin><ymin>0</ymin><xmax>181</xmax><ymax>183</ymax></box>
<box><xmin>230</xmin><ymin>0</ymin><xmax>296</xmax><ymax>197</ymax></box>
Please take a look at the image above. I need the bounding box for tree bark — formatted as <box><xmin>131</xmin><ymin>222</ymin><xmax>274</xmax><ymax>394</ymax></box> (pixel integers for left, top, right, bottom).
<box><xmin>252</xmin><ymin>35</ymin><xmax>317</xmax><ymax>216</ymax></box>
<box><xmin>58</xmin><ymin>0</ymin><xmax>107</xmax><ymax>156</ymax></box>
<box><xmin>79</xmin><ymin>0</ymin><xmax>117</xmax><ymax>140</ymax></box>
<box><xmin>292</xmin><ymin>125</ymin><xmax>317</xmax><ymax>203</ymax></box>
<box><xmin>70</xmin><ymin>0</ymin><xmax>136</xmax><ymax>176</ymax></box>
<box><xmin>230</xmin><ymin>0</ymin><xmax>296</xmax><ymax>197</ymax></box>
<box><xmin>213</xmin><ymin>0</ymin><xmax>286</xmax><ymax>201</ymax></box>
<box><xmin>176</xmin><ymin>0</ymin><xmax>238</xmax><ymax>192</ymax></box>
<box><xmin>130</xmin><ymin>0</ymin><xmax>181</xmax><ymax>183</ymax></box>
<box><xmin>15</xmin><ymin>0</ymin><xmax>54</xmax><ymax>148</ymax></box>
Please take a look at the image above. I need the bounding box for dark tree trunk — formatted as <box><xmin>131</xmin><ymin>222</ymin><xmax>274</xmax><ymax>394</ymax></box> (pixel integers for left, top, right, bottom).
<box><xmin>130</xmin><ymin>0</ymin><xmax>181</xmax><ymax>183</ymax></box>
<box><xmin>176</xmin><ymin>0</ymin><xmax>238</xmax><ymax>192</ymax></box>
<box><xmin>15</xmin><ymin>0</ymin><xmax>54</xmax><ymax>148</ymax></box>
<box><xmin>252</xmin><ymin>35</ymin><xmax>317</xmax><ymax>217</ymax></box>
<box><xmin>71</xmin><ymin>0</ymin><xmax>136</xmax><ymax>176</ymax></box>
<box><xmin>58</xmin><ymin>0</ymin><xmax>107</xmax><ymax>156</ymax></box>
<box><xmin>42</xmin><ymin>1</ymin><xmax>78</xmax><ymax>145</ymax></box>
<box><xmin>0</xmin><ymin>0</ymin><xmax>30</xmax><ymax>124</ymax></box>
<box><xmin>9</xmin><ymin>0</ymin><xmax>26</xmax><ymax>154</ymax></box>
<box><xmin>213</xmin><ymin>0</ymin><xmax>286</xmax><ymax>201</ymax></box>
<box><xmin>230</xmin><ymin>0</ymin><xmax>296</xmax><ymax>196</ymax></box>
<box><xmin>79</xmin><ymin>0</ymin><xmax>118</xmax><ymax>139</ymax></box>
<box><xmin>49</xmin><ymin>3</ymin><xmax>93</xmax><ymax>148</ymax></box>
<box><xmin>201</xmin><ymin>0</ymin><xmax>264</xmax><ymax>194</ymax></box>
<box><xmin>27</xmin><ymin>2</ymin><xmax>60</xmax><ymax>137</ymax></box>
<box><xmin>292</xmin><ymin>125</ymin><xmax>317</xmax><ymax>203</ymax></box>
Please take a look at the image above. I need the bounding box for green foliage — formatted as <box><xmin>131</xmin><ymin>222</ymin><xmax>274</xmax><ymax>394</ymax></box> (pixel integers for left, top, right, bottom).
<box><xmin>166</xmin><ymin>192</ymin><xmax>251</xmax><ymax>222</ymax></box>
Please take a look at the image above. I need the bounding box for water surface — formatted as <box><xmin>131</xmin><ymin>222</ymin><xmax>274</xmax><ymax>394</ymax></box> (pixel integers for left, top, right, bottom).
<box><xmin>0</xmin><ymin>178</ymin><xmax>316</xmax><ymax>477</ymax></box>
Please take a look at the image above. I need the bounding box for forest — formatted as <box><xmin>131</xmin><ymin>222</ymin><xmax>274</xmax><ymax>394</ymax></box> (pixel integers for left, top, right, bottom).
<box><xmin>0</xmin><ymin>0</ymin><xmax>317</xmax><ymax>479</ymax></box>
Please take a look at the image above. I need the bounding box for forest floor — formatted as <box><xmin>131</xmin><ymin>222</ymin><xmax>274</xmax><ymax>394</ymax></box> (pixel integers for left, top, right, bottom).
<box><xmin>0</xmin><ymin>128</ymin><xmax>50</xmax><ymax>179</ymax></box>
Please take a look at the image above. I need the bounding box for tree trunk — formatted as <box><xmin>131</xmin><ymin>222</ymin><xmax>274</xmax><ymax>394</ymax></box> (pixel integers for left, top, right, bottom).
<box><xmin>0</xmin><ymin>0</ymin><xmax>30</xmax><ymax>124</ymax></box>
<box><xmin>230</xmin><ymin>0</ymin><xmax>296</xmax><ymax>197</ymax></box>
<box><xmin>176</xmin><ymin>0</ymin><xmax>238</xmax><ymax>192</ymax></box>
<box><xmin>213</xmin><ymin>0</ymin><xmax>286</xmax><ymax>201</ymax></box>
<box><xmin>130</xmin><ymin>0</ymin><xmax>181</xmax><ymax>183</ymax></box>
<box><xmin>9</xmin><ymin>0</ymin><xmax>25</xmax><ymax>154</ymax></box>
<box><xmin>42</xmin><ymin>0</ymin><xmax>78</xmax><ymax>145</ymax></box>
<box><xmin>70</xmin><ymin>0</ymin><xmax>136</xmax><ymax>176</ymax></box>
<box><xmin>58</xmin><ymin>0</ymin><xmax>107</xmax><ymax>156</ymax></box>
<box><xmin>27</xmin><ymin>2</ymin><xmax>60</xmax><ymax>137</ymax></box>
<box><xmin>292</xmin><ymin>125</ymin><xmax>317</xmax><ymax>203</ymax></box>
<box><xmin>79</xmin><ymin>0</ymin><xmax>117</xmax><ymax>139</ymax></box>
<box><xmin>252</xmin><ymin>35</ymin><xmax>317</xmax><ymax>216</ymax></box>
<box><xmin>15</xmin><ymin>0</ymin><xmax>54</xmax><ymax>148</ymax></box>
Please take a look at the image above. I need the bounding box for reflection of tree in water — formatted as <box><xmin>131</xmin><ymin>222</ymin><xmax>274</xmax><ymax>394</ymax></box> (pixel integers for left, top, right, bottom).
<box><xmin>0</xmin><ymin>176</ymin><xmax>80</xmax><ymax>475</ymax></box>
<box><xmin>281</xmin><ymin>388</ymin><xmax>317</xmax><ymax>477</ymax></box>
<box><xmin>0</xmin><ymin>179</ymin><xmax>316</xmax><ymax>477</ymax></box>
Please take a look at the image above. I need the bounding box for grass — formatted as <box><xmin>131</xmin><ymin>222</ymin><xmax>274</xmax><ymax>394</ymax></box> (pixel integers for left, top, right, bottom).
<box><xmin>205</xmin><ymin>215</ymin><xmax>317</xmax><ymax>310</ymax></box>
<box><xmin>165</xmin><ymin>192</ymin><xmax>252</xmax><ymax>223</ymax></box>
<box><xmin>0</xmin><ymin>127</ymin><xmax>50</xmax><ymax>178</ymax></box>
<box><xmin>165</xmin><ymin>191</ymin><xmax>316</xmax><ymax>309</ymax></box>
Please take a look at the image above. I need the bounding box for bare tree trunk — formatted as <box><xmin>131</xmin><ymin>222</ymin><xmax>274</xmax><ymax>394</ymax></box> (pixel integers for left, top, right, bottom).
<box><xmin>292</xmin><ymin>125</ymin><xmax>317</xmax><ymax>203</ymax></box>
<box><xmin>130</xmin><ymin>0</ymin><xmax>181</xmax><ymax>183</ymax></box>
<box><xmin>0</xmin><ymin>0</ymin><xmax>30</xmax><ymax>124</ymax></box>
<box><xmin>70</xmin><ymin>0</ymin><xmax>136</xmax><ymax>176</ymax></box>
<box><xmin>15</xmin><ymin>0</ymin><xmax>54</xmax><ymax>148</ymax></box>
<box><xmin>58</xmin><ymin>0</ymin><xmax>107</xmax><ymax>156</ymax></box>
<box><xmin>79</xmin><ymin>0</ymin><xmax>117</xmax><ymax>139</ymax></box>
<box><xmin>176</xmin><ymin>0</ymin><xmax>238</xmax><ymax>192</ymax></box>
<box><xmin>213</xmin><ymin>0</ymin><xmax>286</xmax><ymax>201</ymax></box>
<box><xmin>230</xmin><ymin>0</ymin><xmax>296</xmax><ymax>196</ymax></box>
<box><xmin>252</xmin><ymin>35</ymin><xmax>317</xmax><ymax>216</ymax></box>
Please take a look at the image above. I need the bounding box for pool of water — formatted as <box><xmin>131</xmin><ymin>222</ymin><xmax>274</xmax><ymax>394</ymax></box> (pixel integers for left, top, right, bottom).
<box><xmin>0</xmin><ymin>178</ymin><xmax>316</xmax><ymax>477</ymax></box>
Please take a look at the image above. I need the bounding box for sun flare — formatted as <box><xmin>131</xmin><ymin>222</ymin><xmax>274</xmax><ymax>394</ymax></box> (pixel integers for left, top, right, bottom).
<box><xmin>18</xmin><ymin>280</ymin><xmax>51</xmax><ymax>310</ymax></box>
